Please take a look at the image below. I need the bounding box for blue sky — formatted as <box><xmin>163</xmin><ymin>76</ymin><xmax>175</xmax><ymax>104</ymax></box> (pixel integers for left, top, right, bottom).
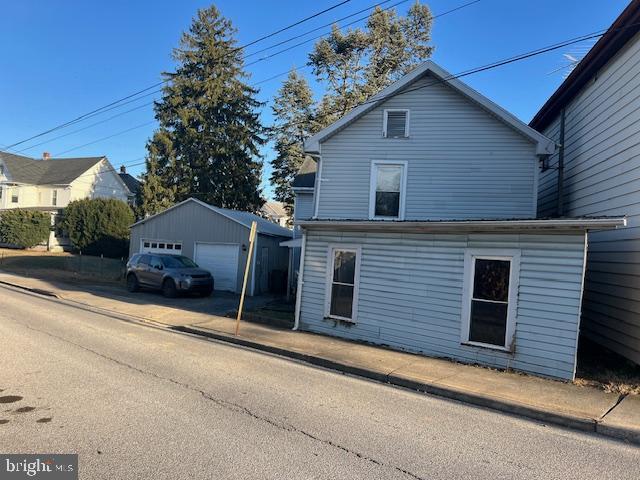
<box><xmin>0</xmin><ymin>0</ymin><xmax>630</xmax><ymax>199</ymax></box>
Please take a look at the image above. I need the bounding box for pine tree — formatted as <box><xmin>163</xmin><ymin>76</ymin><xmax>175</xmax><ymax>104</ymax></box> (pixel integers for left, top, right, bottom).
<box><xmin>308</xmin><ymin>1</ymin><xmax>434</xmax><ymax>130</ymax></box>
<box><xmin>148</xmin><ymin>5</ymin><xmax>266</xmax><ymax>212</ymax></box>
<box><xmin>269</xmin><ymin>70</ymin><xmax>315</xmax><ymax>211</ymax></box>
<box><xmin>138</xmin><ymin>134</ymin><xmax>175</xmax><ymax>217</ymax></box>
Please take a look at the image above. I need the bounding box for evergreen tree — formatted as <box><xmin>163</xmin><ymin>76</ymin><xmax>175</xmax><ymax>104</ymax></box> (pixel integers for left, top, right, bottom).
<box><xmin>147</xmin><ymin>5</ymin><xmax>266</xmax><ymax>212</ymax></box>
<box><xmin>138</xmin><ymin>134</ymin><xmax>175</xmax><ymax>217</ymax></box>
<box><xmin>269</xmin><ymin>70</ymin><xmax>315</xmax><ymax>211</ymax></box>
<box><xmin>308</xmin><ymin>1</ymin><xmax>434</xmax><ymax>129</ymax></box>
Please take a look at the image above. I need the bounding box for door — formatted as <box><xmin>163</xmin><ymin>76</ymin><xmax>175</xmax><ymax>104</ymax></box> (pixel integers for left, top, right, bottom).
<box><xmin>147</xmin><ymin>255</ymin><xmax>165</xmax><ymax>288</ymax></box>
<box><xmin>259</xmin><ymin>247</ymin><xmax>269</xmax><ymax>293</ymax></box>
<box><xmin>141</xmin><ymin>239</ymin><xmax>183</xmax><ymax>255</ymax></box>
<box><xmin>194</xmin><ymin>243</ymin><xmax>240</xmax><ymax>292</ymax></box>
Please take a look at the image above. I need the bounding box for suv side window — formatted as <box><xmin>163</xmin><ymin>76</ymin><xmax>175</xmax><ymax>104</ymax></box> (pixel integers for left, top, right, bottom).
<box><xmin>149</xmin><ymin>256</ymin><xmax>163</xmax><ymax>270</ymax></box>
<box><xmin>138</xmin><ymin>255</ymin><xmax>150</xmax><ymax>266</ymax></box>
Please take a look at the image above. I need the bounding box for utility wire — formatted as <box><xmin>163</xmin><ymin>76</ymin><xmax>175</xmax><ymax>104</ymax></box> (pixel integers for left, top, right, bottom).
<box><xmin>3</xmin><ymin>0</ymin><xmax>354</xmax><ymax>150</ymax></box>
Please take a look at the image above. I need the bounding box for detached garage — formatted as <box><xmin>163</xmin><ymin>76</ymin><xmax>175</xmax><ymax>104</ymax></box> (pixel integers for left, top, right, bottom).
<box><xmin>129</xmin><ymin>198</ymin><xmax>292</xmax><ymax>296</ymax></box>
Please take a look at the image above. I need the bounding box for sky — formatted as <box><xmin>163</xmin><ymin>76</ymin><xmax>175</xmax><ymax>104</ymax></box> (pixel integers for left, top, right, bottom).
<box><xmin>0</xmin><ymin>0</ymin><xmax>630</xmax><ymax>199</ymax></box>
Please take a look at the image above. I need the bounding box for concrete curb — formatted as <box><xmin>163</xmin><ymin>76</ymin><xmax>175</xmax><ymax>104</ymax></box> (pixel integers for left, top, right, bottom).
<box><xmin>0</xmin><ymin>279</ymin><xmax>59</xmax><ymax>298</ymax></box>
<box><xmin>1</xmin><ymin>280</ymin><xmax>637</xmax><ymax>446</ymax></box>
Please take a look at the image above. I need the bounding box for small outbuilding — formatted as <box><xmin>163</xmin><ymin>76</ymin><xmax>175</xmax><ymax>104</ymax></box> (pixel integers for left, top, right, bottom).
<box><xmin>129</xmin><ymin>198</ymin><xmax>292</xmax><ymax>296</ymax></box>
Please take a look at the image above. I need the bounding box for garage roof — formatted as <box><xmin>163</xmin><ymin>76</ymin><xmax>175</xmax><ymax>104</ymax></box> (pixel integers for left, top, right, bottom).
<box><xmin>131</xmin><ymin>198</ymin><xmax>293</xmax><ymax>238</ymax></box>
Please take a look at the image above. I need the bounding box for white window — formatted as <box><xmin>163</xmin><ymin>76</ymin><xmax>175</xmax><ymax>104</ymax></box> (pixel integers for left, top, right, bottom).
<box><xmin>461</xmin><ymin>249</ymin><xmax>520</xmax><ymax>351</ymax></box>
<box><xmin>11</xmin><ymin>189</ymin><xmax>18</xmax><ymax>203</ymax></box>
<box><xmin>325</xmin><ymin>245</ymin><xmax>361</xmax><ymax>322</ymax></box>
<box><xmin>369</xmin><ymin>160</ymin><xmax>407</xmax><ymax>220</ymax></box>
<box><xmin>383</xmin><ymin>109</ymin><xmax>409</xmax><ymax>138</ymax></box>
<box><xmin>52</xmin><ymin>189</ymin><xmax>58</xmax><ymax>206</ymax></box>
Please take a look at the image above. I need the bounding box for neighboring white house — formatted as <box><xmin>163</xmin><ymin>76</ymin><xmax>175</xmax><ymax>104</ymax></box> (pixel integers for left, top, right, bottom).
<box><xmin>532</xmin><ymin>0</ymin><xmax>640</xmax><ymax>365</ymax></box>
<box><xmin>260</xmin><ymin>201</ymin><xmax>290</xmax><ymax>227</ymax></box>
<box><xmin>0</xmin><ymin>151</ymin><xmax>132</xmax><ymax>250</ymax></box>
<box><xmin>293</xmin><ymin>60</ymin><xmax>625</xmax><ymax>381</ymax></box>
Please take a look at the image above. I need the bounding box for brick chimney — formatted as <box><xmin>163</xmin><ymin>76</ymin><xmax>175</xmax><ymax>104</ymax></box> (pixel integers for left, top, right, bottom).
<box><xmin>42</xmin><ymin>152</ymin><xmax>51</xmax><ymax>161</ymax></box>
<box><xmin>120</xmin><ymin>165</ymin><xmax>126</xmax><ymax>174</ymax></box>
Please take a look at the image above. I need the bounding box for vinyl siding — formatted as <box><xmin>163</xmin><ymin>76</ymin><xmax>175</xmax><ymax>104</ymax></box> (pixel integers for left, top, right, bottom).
<box><xmin>299</xmin><ymin>230</ymin><xmax>587</xmax><ymax>380</ymax></box>
<box><xmin>293</xmin><ymin>191</ymin><xmax>314</xmax><ymax>238</ymax></box>
<box><xmin>537</xmin><ymin>31</ymin><xmax>640</xmax><ymax>364</ymax></box>
<box><xmin>316</xmin><ymin>73</ymin><xmax>539</xmax><ymax>220</ymax></box>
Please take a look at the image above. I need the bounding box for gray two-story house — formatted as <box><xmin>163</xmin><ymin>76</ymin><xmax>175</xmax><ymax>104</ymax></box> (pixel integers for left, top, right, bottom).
<box><xmin>292</xmin><ymin>60</ymin><xmax>625</xmax><ymax>381</ymax></box>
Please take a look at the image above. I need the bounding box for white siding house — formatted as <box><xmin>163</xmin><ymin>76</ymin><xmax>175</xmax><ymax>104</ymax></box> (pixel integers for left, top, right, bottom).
<box><xmin>532</xmin><ymin>0</ymin><xmax>640</xmax><ymax>365</ymax></box>
<box><xmin>0</xmin><ymin>151</ymin><xmax>131</xmax><ymax>250</ymax></box>
<box><xmin>294</xmin><ymin>60</ymin><xmax>625</xmax><ymax>380</ymax></box>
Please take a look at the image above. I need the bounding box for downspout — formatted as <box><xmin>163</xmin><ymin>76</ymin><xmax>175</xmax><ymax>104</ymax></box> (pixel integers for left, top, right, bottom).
<box><xmin>556</xmin><ymin>108</ymin><xmax>566</xmax><ymax>217</ymax></box>
<box><xmin>293</xmin><ymin>230</ymin><xmax>307</xmax><ymax>331</ymax></box>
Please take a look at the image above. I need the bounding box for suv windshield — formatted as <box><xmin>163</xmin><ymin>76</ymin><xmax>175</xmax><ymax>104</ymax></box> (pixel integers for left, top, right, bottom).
<box><xmin>161</xmin><ymin>255</ymin><xmax>198</xmax><ymax>269</ymax></box>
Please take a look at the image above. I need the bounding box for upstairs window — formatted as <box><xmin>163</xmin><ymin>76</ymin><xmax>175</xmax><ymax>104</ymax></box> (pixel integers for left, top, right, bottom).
<box><xmin>11</xmin><ymin>189</ymin><xmax>18</xmax><ymax>203</ymax></box>
<box><xmin>383</xmin><ymin>109</ymin><xmax>409</xmax><ymax>138</ymax></box>
<box><xmin>461</xmin><ymin>250</ymin><xmax>520</xmax><ymax>351</ymax></box>
<box><xmin>52</xmin><ymin>190</ymin><xmax>58</xmax><ymax>206</ymax></box>
<box><xmin>369</xmin><ymin>161</ymin><xmax>407</xmax><ymax>220</ymax></box>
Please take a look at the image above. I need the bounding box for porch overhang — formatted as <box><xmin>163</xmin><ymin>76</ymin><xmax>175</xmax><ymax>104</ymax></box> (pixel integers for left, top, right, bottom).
<box><xmin>297</xmin><ymin>217</ymin><xmax>627</xmax><ymax>233</ymax></box>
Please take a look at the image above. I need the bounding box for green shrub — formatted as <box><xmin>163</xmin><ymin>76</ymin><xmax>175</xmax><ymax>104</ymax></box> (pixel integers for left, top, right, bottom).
<box><xmin>62</xmin><ymin>198</ymin><xmax>134</xmax><ymax>258</ymax></box>
<box><xmin>0</xmin><ymin>209</ymin><xmax>51</xmax><ymax>248</ymax></box>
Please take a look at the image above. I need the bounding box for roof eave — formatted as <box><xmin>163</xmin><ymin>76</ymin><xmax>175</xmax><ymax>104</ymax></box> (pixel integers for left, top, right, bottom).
<box><xmin>297</xmin><ymin>217</ymin><xmax>627</xmax><ymax>233</ymax></box>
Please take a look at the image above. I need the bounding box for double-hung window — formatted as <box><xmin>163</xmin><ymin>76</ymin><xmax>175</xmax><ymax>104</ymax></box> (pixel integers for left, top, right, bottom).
<box><xmin>370</xmin><ymin>161</ymin><xmax>407</xmax><ymax>219</ymax></box>
<box><xmin>461</xmin><ymin>249</ymin><xmax>520</xmax><ymax>351</ymax></box>
<box><xmin>11</xmin><ymin>189</ymin><xmax>18</xmax><ymax>204</ymax></box>
<box><xmin>325</xmin><ymin>245</ymin><xmax>361</xmax><ymax>322</ymax></box>
<box><xmin>52</xmin><ymin>189</ymin><xmax>58</xmax><ymax>206</ymax></box>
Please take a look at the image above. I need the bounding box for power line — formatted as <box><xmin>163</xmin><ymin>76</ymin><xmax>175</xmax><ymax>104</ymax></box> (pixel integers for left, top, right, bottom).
<box><xmin>53</xmin><ymin>121</ymin><xmax>157</xmax><ymax>157</ymax></box>
<box><xmin>3</xmin><ymin>0</ymin><xmax>354</xmax><ymax>150</ymax></box>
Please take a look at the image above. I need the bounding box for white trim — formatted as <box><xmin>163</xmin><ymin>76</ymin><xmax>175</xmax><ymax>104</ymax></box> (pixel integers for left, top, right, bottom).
<box><xmin>292</xmin><ymin>186</ymin><xmax>315</xmax><ymax>192</ymax></box>
<box><xmin>460</xmin><ymin>249</ymin><xmax>520</xmax><ymax>352</ymax></box>
<box><xmin>382</xmin><ymin>109</ymin><xmax>410</xmax><ymax>138</ymax></box>
<box><xmin>324</xmin><ymin>244</ymin><xmax>362</xmax><ymax>322</ymax></box>
<box><xmin>312</xmin><ymin>150</ymin><xmax>322</xmax><ymax>219</ymax></box>
<box><xmin>293</xmin><ymin>231</ymin><xmax>307</xmax><ymax>330</ymax></box>
<box><xmin>297</xmin><ymin>217</ymin><xmax>627</xmax><ymax>232</ymax></box>
<box><xmin>304</xmin><ymin>60</ymin><xmax>555</xmax><ymax>155</ymax></box>
<box><xmin>368</xmin><ymin>160</ymin><xmax>408</xmax><ymax>220</ymax></box>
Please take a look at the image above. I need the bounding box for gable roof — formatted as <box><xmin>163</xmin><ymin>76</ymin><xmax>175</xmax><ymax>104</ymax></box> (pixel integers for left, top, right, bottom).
<box><xmin>291</xmin><ymin>156</ymin><xmax>317</xmax><ymax>189</ymax></box>
<box><xmin>119</xmin><ymin>172</ymin><xmax>140</xmax><ymax>195</ymax></box>
<box><xmin>530</xmin><ymin>1</ymin><xmax>640</xmax><ymax>131</ymax></box>
<box><xmin>261</xmin><ymin>201</ymin><xmax>287</xmax><ymax>218</ymax></box>
<box><xmin>0</xmin><ymin>151</ymin><xmax>105</xmax><ymax>185</ymax></box>
<box><xmin>304</xmin><ymin>60</ymin><xmax>555</xmax><ymax>156</ymax></box>
<box><xmin>131</xmin><ymin>198</ymin><xmax>293</xmax><ymax>238</ymax></box>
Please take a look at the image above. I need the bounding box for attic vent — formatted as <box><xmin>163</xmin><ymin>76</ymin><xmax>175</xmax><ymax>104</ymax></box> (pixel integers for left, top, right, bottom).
<box><xmin>383</xmin><ymin>110</ymin><xmax>409</xmax><ymax>138</ymax></box>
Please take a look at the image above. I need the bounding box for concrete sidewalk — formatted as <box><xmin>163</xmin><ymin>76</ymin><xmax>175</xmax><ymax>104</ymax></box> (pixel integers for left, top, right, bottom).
<box><xmin>1</xmin><ymin>270</ymin><xmax>638</xmax><ymax>445</ymax></box>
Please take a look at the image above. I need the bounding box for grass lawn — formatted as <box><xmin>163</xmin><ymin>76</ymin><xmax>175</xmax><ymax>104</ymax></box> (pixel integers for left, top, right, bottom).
<box><xmin>0</xmin><ymin>248</ymin><xmax>125</xmax><ymax>285</ymax></box>
<box><xmin>575</xmin><ymin>336</ymin><xmax>640</xmax><ymax>396</ymax></box>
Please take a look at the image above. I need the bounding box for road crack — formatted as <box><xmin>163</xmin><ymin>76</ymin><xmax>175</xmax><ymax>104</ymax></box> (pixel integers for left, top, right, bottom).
<box><xmin>21</xmin><ymin>323</ymin><xmax>426</xmax><ymax>480</ymax></box>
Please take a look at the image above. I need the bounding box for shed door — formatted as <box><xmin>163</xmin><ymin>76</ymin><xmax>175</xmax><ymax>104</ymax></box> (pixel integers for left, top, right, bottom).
<box><xmin>141</xmin><ymin>239</ymin><xmax>183</xmax><ymax>255</ymax></box>
<box><xmin>194</xmin><ymin>243</ymin><xmax>239</xmax><ymax>292</ymax></box>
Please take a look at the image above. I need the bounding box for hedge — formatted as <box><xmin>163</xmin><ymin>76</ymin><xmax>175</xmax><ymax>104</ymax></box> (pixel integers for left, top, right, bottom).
<box><xmin>0</xmin><ymin>209</ymin><xmax>51</xmax><ymax>248</ymax></box>
<box><xmin>62</xmin><ymin>198</ymin><xmax>134</xmax><ymax>258</ymax></box>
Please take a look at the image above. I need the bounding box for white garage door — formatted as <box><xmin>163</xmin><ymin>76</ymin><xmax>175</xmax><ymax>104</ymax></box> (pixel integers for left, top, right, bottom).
<box><xmin>141</xmin><ymin>239</ymin><xmax>183</xmax><ymax>255</ymax></box>
<box><xmin>194</xmin><ymin>243</ymin><xmax>240</xmax><ymax>292</ymax></box>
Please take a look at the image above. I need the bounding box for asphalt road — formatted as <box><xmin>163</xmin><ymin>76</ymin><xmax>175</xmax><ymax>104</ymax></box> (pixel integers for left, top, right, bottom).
<box><xmin>0</xmin><ymin>284</ymin><xmax>637</xmax><ymax>479</ymax></box>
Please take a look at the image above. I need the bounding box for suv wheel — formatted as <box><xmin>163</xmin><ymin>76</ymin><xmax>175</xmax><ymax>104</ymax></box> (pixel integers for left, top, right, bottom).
<box><xmin>126</xmin><ymin>274</ymin><xmax>139</xmax><ymax>293</ymax></box>
<box><xmin>162</xmin><ymin>278</ymin><xmax>178</xmax><ymax>298</ymax></box>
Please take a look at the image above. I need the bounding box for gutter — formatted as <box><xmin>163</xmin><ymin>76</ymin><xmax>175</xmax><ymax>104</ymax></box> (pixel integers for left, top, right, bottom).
<box><xmin>297</xmin><ymin>217</ymin><xmax>627</xmax><ymax>232</ymax></box>
<box><xmin>293</xmin><ymin>230</ymin><xmax>307</xmax><ymax>331</ymax></box>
